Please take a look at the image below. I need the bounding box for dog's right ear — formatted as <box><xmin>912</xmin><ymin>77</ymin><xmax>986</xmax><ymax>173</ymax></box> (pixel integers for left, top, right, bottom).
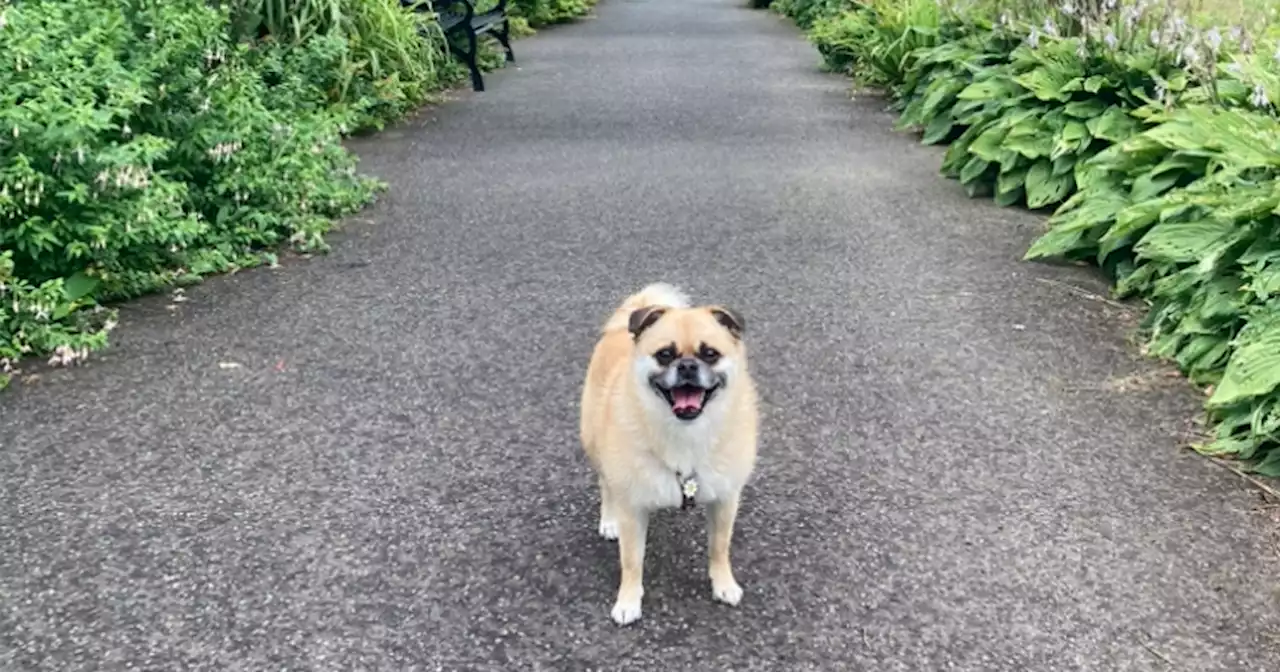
<box><xmin>628</xmin><ymin>306</ymin><xmax>667</xmax><ymax>339</ymax></box>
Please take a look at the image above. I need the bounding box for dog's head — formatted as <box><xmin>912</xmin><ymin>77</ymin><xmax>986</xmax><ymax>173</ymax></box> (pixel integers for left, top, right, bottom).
<box><xmin>628</xmin><ymin>304</ymin><xmax>746</xmax><ymax>422</ymax></box>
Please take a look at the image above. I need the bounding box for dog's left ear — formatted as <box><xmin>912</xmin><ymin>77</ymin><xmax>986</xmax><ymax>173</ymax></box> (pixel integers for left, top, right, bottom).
<box><xmin>708</xmin><ymin>306</ymin><xmax>745</xmax><ymax>339</ymax></box>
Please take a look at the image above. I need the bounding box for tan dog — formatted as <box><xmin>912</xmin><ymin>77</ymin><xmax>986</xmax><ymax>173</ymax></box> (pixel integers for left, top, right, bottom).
<box><xmin>579</xmin><ymin>282</ymin><xmax>759</xmax><ymax>625</ymax></box>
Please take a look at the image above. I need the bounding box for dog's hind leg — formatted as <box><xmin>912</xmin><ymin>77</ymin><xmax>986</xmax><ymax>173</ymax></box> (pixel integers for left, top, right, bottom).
<box><xmin>707</xmin><ymin>491</ymin><xmax>745</xmax><ymax>606</ymax></box>
<box><xmin>610</xmin><ymin>505</ymin><xmax>649</xmax><ymax>625</ymax></box>
<box><xmin>597</xmin><ymin>476</ymin><xmax>619</xmax><ymax>541</ymax></box>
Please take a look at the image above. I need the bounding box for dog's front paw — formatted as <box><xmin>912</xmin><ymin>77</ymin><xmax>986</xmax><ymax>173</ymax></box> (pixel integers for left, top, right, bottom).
<box><xmin>610</xmin><ymin>597</ymin><xmax>643</xmax><ymax>625</ymax></box>
<box><xmin>712</xmin><ymin>577</ymin><xmax>744</xmax><ymax>606</ymax></box>
<box><xmin>598</xmin><ymin>519</ymin><xmax>619</xmax><ymax>541</ymax></box>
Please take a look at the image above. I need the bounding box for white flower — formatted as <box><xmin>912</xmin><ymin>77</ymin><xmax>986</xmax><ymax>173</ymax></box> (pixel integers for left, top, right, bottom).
<box><xmin>1205</xmin><ymin>27</ymin><xmax>1222</xmax><ymax>52</ymax></box>
<box><xmin>1104</xmin><ymin>31</ymin><xmax>1118</xmax><ymax>50</ymax></box>
<box><xmin>1061</xmin><ymin>2</ymin><xmax>1075</xmax><ymax>16</ymax></box>
<box><xmin>1027</xmin><ymin>27</ymin><xmax>1041</xmax><ymax>49</ymax></box>
<box><xmin>1179</xmin><ymin>44</ymin><xmax>1199</xmax><ymax>67</ymax></box>
<box><xmin>1043</xmin><ymin>18</ymin><xmax>1058</xmax><ymax>38</ymax></box>
<box><xmin>1250</xmin><ymin>84</ymin><xmax>1270</xmax><ymax>109</ymax></box>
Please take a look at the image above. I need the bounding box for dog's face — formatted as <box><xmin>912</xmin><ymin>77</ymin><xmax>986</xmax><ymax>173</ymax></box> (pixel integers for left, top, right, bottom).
<box><xmin>628</xmin><ymin>305</ymin><xmax>745</xmax><ymax>422</ymax></box>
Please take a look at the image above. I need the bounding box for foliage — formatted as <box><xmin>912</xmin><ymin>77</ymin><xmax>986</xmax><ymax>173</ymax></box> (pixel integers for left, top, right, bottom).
<box><xmin>773</xmin><ymin>0</ymin><xmax>1280</xmax><ymax>474</ymax></box>
<box><xmin>225</xmin><ymin>0</ymin><xmax>453</xmax><ymax>131</ymax></box>
<box><xmin>0</xmin><ymin>0</ymin><xmax>386</xmax><ymax>384</ymax></box>
<box><xmin>510</xmin><ymin>0</ymin><xmax>596</xmax><ymax>28</ymax></box>
<box><xmin>807</xmin><ymin>0</ymin><xmax>942</xmax><ymax>86</ymax></box>
<box><xmin>1025</xmin><ymin>73</ymin><xmax>1280</xmax><ymax>474</ymax></box>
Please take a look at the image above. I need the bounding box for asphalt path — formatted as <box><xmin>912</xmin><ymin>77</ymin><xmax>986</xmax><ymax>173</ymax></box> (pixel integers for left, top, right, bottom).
<box><xmin>2</xmin><ymin>0</ymin><xmax>1279</xmax><ymax>669</ymax></box>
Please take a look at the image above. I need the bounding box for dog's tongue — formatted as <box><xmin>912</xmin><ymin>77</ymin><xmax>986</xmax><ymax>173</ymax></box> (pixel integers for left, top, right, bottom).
<box><xmin>671</xmin><ymin>387</ymin><xmax>705</xmax><ymax>413</ymax></box>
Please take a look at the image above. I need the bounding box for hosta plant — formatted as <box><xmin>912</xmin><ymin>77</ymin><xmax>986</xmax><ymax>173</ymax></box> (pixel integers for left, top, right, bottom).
<box><xmin>1027</xmin><ymin>94</ymin><xmax>1280</xmax><ymax>474</ymax></box>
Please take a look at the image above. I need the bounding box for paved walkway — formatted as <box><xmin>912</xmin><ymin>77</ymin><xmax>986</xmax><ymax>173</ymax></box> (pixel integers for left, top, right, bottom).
<box><xmin>3</xmin><ymin>1</ymin><xmax>1279</xmax><ymax>669</ymax></box>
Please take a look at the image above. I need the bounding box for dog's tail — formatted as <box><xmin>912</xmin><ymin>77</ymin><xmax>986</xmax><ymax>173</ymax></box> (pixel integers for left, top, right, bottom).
<box><xmin>601</xmin><ymin>282</ymin><xmax>691</xmax><ymax>333</ymax></box>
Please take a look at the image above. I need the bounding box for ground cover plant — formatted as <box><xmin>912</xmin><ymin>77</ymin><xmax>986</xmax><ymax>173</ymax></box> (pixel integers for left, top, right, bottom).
<box><xmin>772</xmin><ymin>0</ymin><xmax>1280</xmax><ymax>476</ymax></box>
<box><xmin>0</xmin><ymin>0</ymin><xmax>593</xmax><ymax>389</ymax></box>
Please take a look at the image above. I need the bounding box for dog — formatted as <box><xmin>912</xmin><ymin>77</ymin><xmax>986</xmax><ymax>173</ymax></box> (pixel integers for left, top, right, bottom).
<box><xmin>578</xmin><ymin>282</ymin><xmax>759</xmax><ymax>625</ymax></box>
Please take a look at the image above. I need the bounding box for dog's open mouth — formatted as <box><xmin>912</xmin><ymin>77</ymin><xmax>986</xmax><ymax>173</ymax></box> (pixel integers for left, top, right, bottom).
<box><xmin>656</xmin><ymin>384</ymin><xmax>719</xmax><ymax>421</ymax></box>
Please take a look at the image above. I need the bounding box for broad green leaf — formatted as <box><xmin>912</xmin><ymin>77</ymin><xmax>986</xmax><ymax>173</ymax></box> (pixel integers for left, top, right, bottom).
<box><xmin>1129</xmin><ymin>170</ymin><xmax>1181</xmax><ymax>202</ymax></box>
<box><xmin>62</xmin><ymin>272</ymin><xmax>100</xmax><ymax>302</ymax></box>
<box><xmin>1135</xmin><ymin>219</ymin><xmax>1237</xmax><ymax>263</ymax></box>
<box><xmin>1208</xmin><ymin>316</ymin><xmax>1280</xmax><ymax>407</ymax></box>
<box><xmin>1086</xmin><ymin>106</ymin><xmax>1140</xmax><ymax>143</ymax></box>
<box><xmin>1064</xmin><ymin>99</ymin><xmax>1107</xmax><ymax>119</ymax></box>
<box><xmin>1250</xmin><ymin>449</ymin><xmax>1280</xmax><ymax>477</ymax></box>
<box><xmin>996</xmin><ymin>166</ymin><xmax>1027</xmax><ymax>206</ymax></box>
<box><xmin>1003</xmin><ymin>123</ymin><xmax>1054</xmax><ymax>159</ymax></box>
<box><xmin>1024</xmin><ymin>159</ymin><xmax>1074</xmax><ymax>209</ymax></box>
<box><xmin>959</xmin><ymin>156</ymin><xmax>991</xmax><ymax>185</ymax></box>
<box><xmin>1014</xmin><ymin>67</ymin><xmax>1073</xmax><ymax>102</ymax></box>
<box><xmin>967</xmin><ymin>125</ymin><xmax>1009</xmax><ymax>162</ymax></box>
<box><xmin>922</xmin><ymin>114</ymin><xmax>953</xmax><ymax>145</ymax></box>
<box><xmin>956</xmin><ymin>78</ymin><xmax>1019</xmax><ymax>101</ymax></box>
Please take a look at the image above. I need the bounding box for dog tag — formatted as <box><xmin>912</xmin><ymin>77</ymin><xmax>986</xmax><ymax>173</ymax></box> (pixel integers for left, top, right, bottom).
<box><xmin>680</xmin><ymin>475</ymin><xmax>698</xmax><ymax>510</ymax></box>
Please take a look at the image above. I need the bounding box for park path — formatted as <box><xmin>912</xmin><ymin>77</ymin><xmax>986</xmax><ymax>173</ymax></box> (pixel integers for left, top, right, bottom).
<box><xmin>3</xmin><ymin>0</ymin><xmax>1279</xmax><ymax>669</ymax></box>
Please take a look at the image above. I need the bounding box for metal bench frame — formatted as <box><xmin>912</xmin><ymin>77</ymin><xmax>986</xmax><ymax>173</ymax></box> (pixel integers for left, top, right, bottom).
<box><xmin>402</xmin><ymin>0</ymin><xmax>515</xmax><ymax>92</ymax></box>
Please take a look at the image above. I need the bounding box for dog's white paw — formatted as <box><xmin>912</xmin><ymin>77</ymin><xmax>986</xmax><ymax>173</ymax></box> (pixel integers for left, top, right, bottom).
<box><xmin>611</xmin><ymin>598</ymin><xmax>642</xmax><ymax>625</ymax></box>
<box><xmin>712</xmin><ymin>578</ymin><xmax>744</xmax><ymax>606</ymax></box>
<box><xmin>598</xmin><ymin>519</ymin><xmax>619</xmax><ymax>541</ymax></box>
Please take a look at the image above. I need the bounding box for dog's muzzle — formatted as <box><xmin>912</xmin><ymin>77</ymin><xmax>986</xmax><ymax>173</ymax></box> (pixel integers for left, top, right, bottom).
<box><xmin>652</xmin><ymin>358</ymin><xmax>722</xmax><ymax>421</ymax></box>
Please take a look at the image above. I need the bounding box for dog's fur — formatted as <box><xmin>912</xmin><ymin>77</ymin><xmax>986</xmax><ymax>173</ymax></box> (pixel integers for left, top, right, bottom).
<box><xmin>579</xmin><ymin>282</ymin><xmax>758</xmax><ymax>625</ymax></box>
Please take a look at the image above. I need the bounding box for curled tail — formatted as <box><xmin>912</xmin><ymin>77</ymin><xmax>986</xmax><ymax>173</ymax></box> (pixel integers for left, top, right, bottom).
<box><xmin>601</xmin><ymin>282</ymin><xmax>691</xmax><ymax>333</ymax></box>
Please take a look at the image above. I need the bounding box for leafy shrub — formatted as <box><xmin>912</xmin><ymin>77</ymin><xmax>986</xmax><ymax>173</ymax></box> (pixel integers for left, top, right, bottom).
<box><xmin>780</xmin><ymin>0</ymin><xmax>1280</xmax><ymax>474</ymax></box>
<box><xmin>773</xmin><ymin>0</ymin><xmax>857</xmax><ymax>30</ymax></box>
<box><xmin>510</xmin><ymin>0</ymin><xmax>595</xmax><ymax>28</ymax></box>
<box><xmin>808</xmin><ymin>0</ymin><xmax>941</xmax><ymax>85</ymax></box>
<box><xmin>227</xmin><ymin>0</ymin><xmax>452</xmax><ymax>131</ymax></box>
<box><xmin>1026</xmin><ymin>62</ymin><xmax>1280</xmax><ymax>474</ymax></box>
<box><xmin>0</xmin><ymin>0</ymin><xmax>385</xmax><ymax>386</ymax></box>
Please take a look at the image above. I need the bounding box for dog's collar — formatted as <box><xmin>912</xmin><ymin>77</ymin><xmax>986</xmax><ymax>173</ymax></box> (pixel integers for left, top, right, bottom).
<box><xmin>678</xmin><ymin>472</ymin><xmax>698</xmax><ymax>510</ymax></box>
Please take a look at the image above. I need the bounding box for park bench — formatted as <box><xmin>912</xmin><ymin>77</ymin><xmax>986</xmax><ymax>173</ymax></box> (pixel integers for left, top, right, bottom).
<box><xmin>401</xmin><ymin>0</ymin><xmax>515</xmax><ymax>92</ymax></box>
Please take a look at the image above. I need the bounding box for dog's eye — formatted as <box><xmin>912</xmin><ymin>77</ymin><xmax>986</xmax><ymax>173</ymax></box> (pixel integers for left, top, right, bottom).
<box><xmin>653</xmin><ymin>346</ymin><xmax>677</xmax><ymax>366</ymax></box>
<box><xmin>698</xmin><ymin>345</ymin><xmax>720</xmax><ymax>364</ymax></box>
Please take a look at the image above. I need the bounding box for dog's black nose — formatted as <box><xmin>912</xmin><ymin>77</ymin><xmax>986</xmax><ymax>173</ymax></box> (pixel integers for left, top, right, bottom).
<box><xmin>676</xmin><ymin>358</ymin><xmax>699</xmax><ymax>380</ymax></box>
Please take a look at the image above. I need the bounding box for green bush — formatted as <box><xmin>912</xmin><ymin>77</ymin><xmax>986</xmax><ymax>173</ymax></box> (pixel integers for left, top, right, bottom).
<box><xmin>510</xmin><ymin>0</ymin><xmax>595</xmax><ymax>28</ymax></box>
<box><xmin>807</xmin><ymin>0</ymin><xmax>941</xmax><ymax>86</ymax></box>
<box><xmin>227</xmin><ymin>0</ymin><xmax>453</xmax><ymax>131</ymax></box>
<box><xmin>0</xmin><ymin>0</ymin><xmax>392</xmax><ymax>386</ymax></box>
<box><xmin>773</xmin><ymin>0</ymin><xmax>857</xmax><ymax>30</ymax></box>
<box><xmin>780</xmin><ymin>0</ymin><xmax>1280</xmax><ymax>475</ymax></box>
